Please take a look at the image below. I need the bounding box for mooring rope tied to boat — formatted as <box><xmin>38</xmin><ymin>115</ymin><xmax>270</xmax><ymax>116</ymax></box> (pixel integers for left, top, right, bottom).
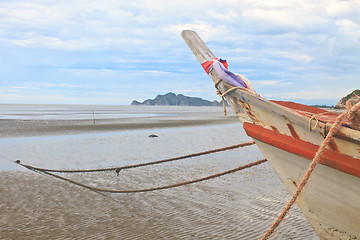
<box><xmin>18</xmin><ymin>158</ymin><xmax>267</xmax><ymax>193</ymax></box>
<box><xmin>14</xmin><ymin>141</ymin><xmax>261</xmax><ymax>193</ymax></box>
<box><xmin>15</xmin><ymin>141</ymin><xmax>255</xmax><ymax>173</ymax></box>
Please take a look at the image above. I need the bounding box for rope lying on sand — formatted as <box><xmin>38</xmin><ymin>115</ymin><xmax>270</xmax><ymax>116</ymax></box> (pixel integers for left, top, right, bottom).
<box><xmin>260</xmin><ymin>101</ymin><xmax>360</xmax><ymax>240</ymax></box>
<box><xmin>15</xmin><ymin>141</ymin><xmax>255</xmax><ymax>173</ymax></box>
<box><xmin>15</xmin><ymin>141</ymin><xmax>266</xmax><ymax>193</ymax></box>
<box><xmin>18</xmin><ymin>158</ymin><xmax>267</xmax><ymax>193</ymax></box>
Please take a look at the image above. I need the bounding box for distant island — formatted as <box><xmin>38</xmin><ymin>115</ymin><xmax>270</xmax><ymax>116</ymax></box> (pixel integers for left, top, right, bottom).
<box><xmin>131</xmin><ymin>89</ymin><xmax>360</xmax><ymax>108</ymax></box>
<box><xmin>131</xmin><ymin>92</ymin><xmax>227</xmax><ymax>106</ymax></box>
<box><xmin>335</xmin><ymin>89</ymin><xmax>360</xmax><ymax>109</ymax></box>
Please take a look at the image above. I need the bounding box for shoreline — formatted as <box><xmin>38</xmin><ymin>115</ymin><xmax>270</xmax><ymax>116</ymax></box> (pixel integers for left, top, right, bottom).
<box><xmin>0</xmin><ymin>116</ymin><xmax>240</xmax><ymax>138</ymax></box>
<box><xmin>0</xmin><ymin>105</ymin><xmax>239</xmax><ymax>138</ymax></box>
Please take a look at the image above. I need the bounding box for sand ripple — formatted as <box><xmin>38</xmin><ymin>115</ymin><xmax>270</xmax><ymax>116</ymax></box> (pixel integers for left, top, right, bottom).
<box><xmin>0</xmin><ymin>158</ymin><xmax>319</xmax><ymax>239</ymax></box>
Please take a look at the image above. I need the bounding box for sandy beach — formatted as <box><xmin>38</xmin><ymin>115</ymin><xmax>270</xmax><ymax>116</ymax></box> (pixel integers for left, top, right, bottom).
<box><xmin>0</xmin><ymin>105</ymin><xmax>239</xmax><ymax>138</ymax></box>
<box><xmin>0</xmin><ymin>105</ymin><xmax>318</xmax><ymax>239</ymax></box>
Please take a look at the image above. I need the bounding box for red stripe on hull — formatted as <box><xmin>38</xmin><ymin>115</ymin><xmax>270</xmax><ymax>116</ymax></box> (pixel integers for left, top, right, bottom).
<box><xmin>243</xmin><ymin>122</ymin><xmax>360</xmax><ymax>179</ymax></box>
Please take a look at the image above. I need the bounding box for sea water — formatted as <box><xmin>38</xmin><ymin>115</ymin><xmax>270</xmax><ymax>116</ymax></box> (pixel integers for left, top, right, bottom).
<box><xmin>0</xmin><ymin>104</ymin><xmax>318</xmax><ymax>239</ymax></box>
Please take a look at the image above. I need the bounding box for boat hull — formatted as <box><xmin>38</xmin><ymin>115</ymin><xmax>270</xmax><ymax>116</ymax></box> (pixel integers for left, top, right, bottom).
<box><xmin>254</xmin><ymin>140</ymin><xmax>360</xmax><ymax>239</ymax></box>
<box><xmin>231</xmin><ymin>90</ymin><xmax>360</xmax><ymax>239</ymax></box>
<box><xmin>181</xmin><ymin>30</ymin><xmax>360</xmax><ymax>239</ymax></box>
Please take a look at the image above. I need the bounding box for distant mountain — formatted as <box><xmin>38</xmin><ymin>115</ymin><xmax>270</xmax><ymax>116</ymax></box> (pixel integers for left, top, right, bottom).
<box><xmin>131</xmin><ymin>92</ymin><xmax>227</xmax><ymax>106</ymax></box>
<box><xmin>335</xmin><ymin>89</ymin><xmax>360</xmax><ymax>109</ymax></box>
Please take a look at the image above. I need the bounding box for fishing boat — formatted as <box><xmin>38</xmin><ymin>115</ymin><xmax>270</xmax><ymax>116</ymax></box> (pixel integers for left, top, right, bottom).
<box><xmin>181</xmin><ymin>30</ymin><xmax>360</xmax><ymax>240</ymax></box>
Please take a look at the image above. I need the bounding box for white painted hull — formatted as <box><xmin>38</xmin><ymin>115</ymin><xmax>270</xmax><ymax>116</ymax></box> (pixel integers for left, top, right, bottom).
<box><xmin>222</xmin><ymin>87</ymin><xmax>360</xmax><ymax>239</ymax></box>
<box><xmin>228</xmin><ymin>88</ymin><xmax>360</xmax><ymax>239</ymax></box>
<box><xmin>255</xmin><ymin>140</ymin><xmax>360</xmax><ymax>239</ymax></box>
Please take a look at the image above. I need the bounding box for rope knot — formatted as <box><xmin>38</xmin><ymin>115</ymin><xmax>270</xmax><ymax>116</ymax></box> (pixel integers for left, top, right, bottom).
<box><xmin>214</xmin><ymin>79</ymin><xmax>227</xmax><ymax>115</ymax></box>
<box><xmin>309</xmin><ymin>114</ymin><xmax>319</xmax><ymax>131</ymax></box>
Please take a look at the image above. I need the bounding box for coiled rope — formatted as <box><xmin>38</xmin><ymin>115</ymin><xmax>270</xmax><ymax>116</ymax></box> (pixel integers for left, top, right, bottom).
<box><xmin>260</xmin><ymin>100</ymin><xmax>360</xmax><ymax>240</ymax></box>
<box><xmin>15</xmin><ymin>141</ymin><xmax>267</xmax><ymax>193</ymax></box>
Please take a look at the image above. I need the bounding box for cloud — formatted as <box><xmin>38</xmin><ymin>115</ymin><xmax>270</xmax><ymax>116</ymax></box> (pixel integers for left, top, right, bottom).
<box><xmin>9</xmin><ymin>86</ymin><xmax>41</xmax><ymax>90</ymax></box>
<box><xmin>4</xmin><ymin>32</ymin><xmax>146</xmax><ymax>50</ymax></box>
<box><xmin>0</xmin><ymin>0</ymin><xmax>359</xmax><ymax>105</ymax></box>
<box><xmin>2</xmin><ymin>83</ymin><xmax>77</xmax><ymax>95</ymax></box>
<box><xmin>174</xmin><ymin>89</ymin><xmax>202</xmax><ymax>93</ymax></box>
<box><xmin>12</xmin><ymin>35</ymin><xmax>97</xmax><ymax>50</ymax></box>
<box><xmin>206</xmin><ymin>9</ymin><xmax>238</xmax><ymax>21</ymax></box>
<box><xmin>59</xmin><ymin>68</ymin><xmax>116</xmax><ymax>73</ymax></box>
<box><xmin>336</xmin><ymin>19</ymin><xmax>360</xmax><ymax>37</ymax></box>
<box><xmin>325</xmin><ymin>0</ymin><xmax>359</xmax><ymax>17</ymax></box>
<box><xmin>0</xmin><ymin>1</ymin><xmax>150</xmax><ymax>51</ymax></box>
<box><xmin>30</xmin><ymin>82</ymin><xmax>77</xmax><ymax>89</ymax></box>
<box><xmin>276</xmin><ymin>51</ymin><xmax>313</xmax><ymax>63</ymax></box>
<box><xmin>253</xmin><ymin>80</ymin><xmax>292</xmax><ymax>86</ymax></box>
<box><xmin>143</xmin><ymin>70</ymin><xmax>171</xmax><ymax>74</ymax></box>
<box><xmin>165</xmin><ymin>20</ymin><xmax>230</xmax><ymax>41</ymax></box>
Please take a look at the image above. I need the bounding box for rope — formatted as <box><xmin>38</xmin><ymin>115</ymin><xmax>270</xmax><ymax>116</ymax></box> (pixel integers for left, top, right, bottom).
<box><xmin>215</xmin><ymin>78</ymin><xmax>249</xmax><ymax>116</ymax></box>
<box><xmin>219</xmin><ymin>87</ymin><xmax>248</xmax><ymax>97</ymax></box>
<box><xmin>215</xmin><ymin>79</ymin><xmax>228</xmax><ymax>115</ymax></box>
<box><xmin>15</xmin><ymin>142</ymin><xmax>255</xmax><ymax>173</ymax></box>
<box><xmin>219</xmin><ymin>90</ymin><xmax>227</xmax><ymax>116</ymax></box>
<box><xmin>260</xmin><ymin>100</ymin><xmax>360</xmax><ymax>240</ymax></box>
<box><xmin>19</xmin><ymin>158</ymin><xmax>267</xmax><ymax>193</ymax></box>
<box><xmin>308</xmin><ymin>114</ymin><xmax>319</xmax><ymax>131</ymax></box>
<box><xmin>307</xmin><ymin>110</ymin><xmax>340</xmax><ymax>131</ymax></box>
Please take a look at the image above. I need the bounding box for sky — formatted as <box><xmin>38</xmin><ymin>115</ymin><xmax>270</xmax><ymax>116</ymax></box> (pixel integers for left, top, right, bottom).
<box><xmin>0</xmin><ymin>0</ymin><xmax>359</xmax><ymax>106</ymax></box>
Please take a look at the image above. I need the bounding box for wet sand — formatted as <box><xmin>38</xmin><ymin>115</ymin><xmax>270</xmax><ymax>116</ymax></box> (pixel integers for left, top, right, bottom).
<box><xmin>0</xmin><ymin>105</ymin><xmax>239</xmax><ymax>138</ymax></box>
<box><xmin>0</xmin><ymin>162</ymin><xmax>318</xmax><ymax>239</ymax></box>
<box><xmin>0</xmin><ymin>105</ymin><xmax>319</xmax><ymax>239</ymax></box>
<box><xmin>0</xmin><ymin>117</ymin><xmax>240</xmax><ymax>138</ymax></box>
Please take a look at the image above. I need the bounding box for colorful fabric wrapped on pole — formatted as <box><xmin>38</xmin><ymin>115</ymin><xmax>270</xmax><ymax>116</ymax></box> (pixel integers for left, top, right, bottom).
<box><xmin>201</xmin><ymin>58</ymin><xmax>255</xmax><ymax>92</ymax></box>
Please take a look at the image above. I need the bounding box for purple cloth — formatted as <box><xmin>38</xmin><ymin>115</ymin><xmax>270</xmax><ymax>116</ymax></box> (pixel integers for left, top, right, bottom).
<box><xmin>212</xmin><ymin>60</ymin><xmax>248</xmax><ymax>88</ymax></box>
